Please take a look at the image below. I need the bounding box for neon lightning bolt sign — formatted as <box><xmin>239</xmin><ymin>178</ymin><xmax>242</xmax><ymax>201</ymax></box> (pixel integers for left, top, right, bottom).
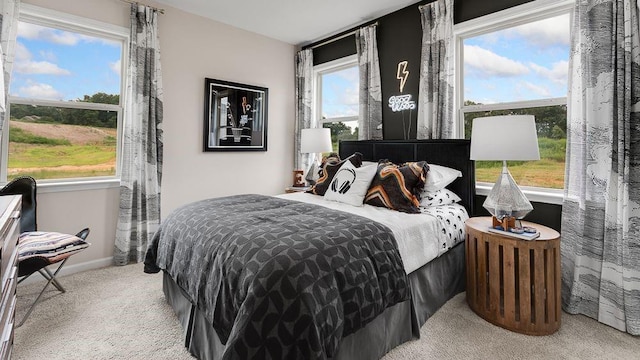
<box><xmin>389</xmin><ymin>60</ymin><xmax>416</xmax><ymax>113</ymax></box>
<box><xmin>396</xmin><ymin>61</ymin><xmax>409</xmax><ymax>93</ymax></box>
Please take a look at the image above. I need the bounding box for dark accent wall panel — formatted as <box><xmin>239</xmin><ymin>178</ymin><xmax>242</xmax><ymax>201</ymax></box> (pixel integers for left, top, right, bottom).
<box><xmin>377</xmin><ymin>2</ymin><xmax>431</xmax><ymax>140</ymax></box>
<box><xmin>313</xmin><ymin>35</ymin><xmax>356</xmax><ymax>66</ymax></box>
<box><xmin>454</xmin><ymin>0</ymin><xmax>534</xmax><ymax>23</ymax></box>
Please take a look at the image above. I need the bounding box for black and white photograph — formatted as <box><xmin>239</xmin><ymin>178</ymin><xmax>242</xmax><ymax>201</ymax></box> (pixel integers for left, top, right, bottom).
<box><xmin>203</xmin><ymin>78</ymin><xmax>268</xmax><ymax>151</ymax></box>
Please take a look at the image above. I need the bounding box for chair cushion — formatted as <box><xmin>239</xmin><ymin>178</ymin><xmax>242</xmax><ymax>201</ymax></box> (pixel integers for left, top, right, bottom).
<box><xmin>18</xmin><ymin>231</ymin><xmax>90</xmax><ymax>265</ymax></box>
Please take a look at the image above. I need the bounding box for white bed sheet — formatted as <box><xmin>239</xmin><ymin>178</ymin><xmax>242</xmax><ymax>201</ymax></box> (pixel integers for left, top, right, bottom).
<box><xmin>277</xmin><ymin>192</ymin><xmax>468</xmax><ymax>274</ymax></box>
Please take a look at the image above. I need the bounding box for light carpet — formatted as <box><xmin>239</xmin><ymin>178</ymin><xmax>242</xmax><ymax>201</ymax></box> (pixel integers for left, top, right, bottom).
<box><xmin>12</xmin><ymin>263</ymin><xmax>639</xmax><ymax>360</ymax></box>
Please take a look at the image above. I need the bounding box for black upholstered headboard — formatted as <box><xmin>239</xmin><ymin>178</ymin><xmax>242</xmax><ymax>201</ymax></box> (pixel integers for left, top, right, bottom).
<box><xmin>339</xmin><ymin>139</ymin><xmax>475</xmax><ymax>215</ymax></box>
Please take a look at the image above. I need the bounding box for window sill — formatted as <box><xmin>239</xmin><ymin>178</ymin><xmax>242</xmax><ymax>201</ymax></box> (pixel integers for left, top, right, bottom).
<box><xmin>475</xmin><ymin>182</ymin><xmax>564</xmax><ymax>205</ymax></box>
<box><xmin>35</xmin><ymin>177</ymin><xmax>120</xmax><ymax>194</ymax></box>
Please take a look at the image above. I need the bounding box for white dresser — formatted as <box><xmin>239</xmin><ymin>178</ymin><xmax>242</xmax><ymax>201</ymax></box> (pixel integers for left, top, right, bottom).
<box><xmin>0</xmin><ymin>195</ymin><xmax>21</xmax><ymax>359</ymax></box>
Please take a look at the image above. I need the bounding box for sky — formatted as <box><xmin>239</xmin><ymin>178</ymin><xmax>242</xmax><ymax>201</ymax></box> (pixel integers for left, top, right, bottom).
<box><xmin>10</xmin><ymin>13</ymin><xmax>569</xmax><ymax>110</ymax></box>
<box><xmin>321</xmin><ymin>66</ymin><xmax>359</xmax><ymax>119</ymax></box>
<box><xmin>464</xmin><ymin>13</ymin><xmax>570</xmax><ymax>105</ymax></box>
<box><xmin>9</xmin><ymin>21</ymin><xmax>122</xmax><ymax>102</ymax></box>
<box><xmin>321</xmin><ymin>12</ymin><xmax>570</xmax><ymax>118</ymax></box>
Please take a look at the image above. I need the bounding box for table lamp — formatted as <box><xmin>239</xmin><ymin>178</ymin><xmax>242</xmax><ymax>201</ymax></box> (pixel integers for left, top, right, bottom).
<box><xmin>301</xmin><ymin>128</ymin><xmax>332</xmax><ymax>185</ymax></box>
<box><xmin>470</xmin><ymin>115</ymin><xmax>540</xmax><ymax>226</ymax></box>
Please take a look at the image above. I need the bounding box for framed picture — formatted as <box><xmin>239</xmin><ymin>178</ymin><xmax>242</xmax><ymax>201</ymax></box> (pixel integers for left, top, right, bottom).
<box><xmin>203</xmin><ymin>78</ymin><xmax>268</xmax><ymax>151</ymax></box>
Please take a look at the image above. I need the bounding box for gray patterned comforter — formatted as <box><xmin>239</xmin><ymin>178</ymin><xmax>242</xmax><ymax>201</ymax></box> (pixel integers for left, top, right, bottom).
<box><xmin>144</xmin><ymin>194</ymin><xmax>410</xmax><ymax>359</ymax></box>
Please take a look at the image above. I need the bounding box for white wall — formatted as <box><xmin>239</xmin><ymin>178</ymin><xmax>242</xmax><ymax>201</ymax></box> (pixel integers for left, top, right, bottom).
<box><xmin>21</xmin><ymin>0</ymin><xmax>296</xmax><ymax>270</ymax></box>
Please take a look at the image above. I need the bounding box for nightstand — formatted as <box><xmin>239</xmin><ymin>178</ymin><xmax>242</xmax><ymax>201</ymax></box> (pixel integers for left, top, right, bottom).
<box><xmin>285</xmin><ymin>186</ymin><xmax>310</xmax><ymax>193</ymax></box>
<box><xmin>465</xmin><ymin>216</ymin><xmax>561</xmax><ymax>335</ymax></box>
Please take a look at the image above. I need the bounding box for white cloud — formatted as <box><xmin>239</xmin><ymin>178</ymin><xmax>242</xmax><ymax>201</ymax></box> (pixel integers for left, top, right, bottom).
<box><xmin>14</xmin><ymin>42</ymin><xmax>31</xmax><ymax>62</ymax></box>
<box><xmin>507</xmin><ymin>13</ymin><xmax>571</xmax><ymax>47</ymax></box>
<box><xmin>39</xmin><ymin>50</ymin><xmax>57</xmax><ymax>62</ymax></box>
<box><xmin>476</xmin><ymin>97</ymin><xmax>499</xmax><ymax>105</ymax></box>
<box><xmin>521</xmin><ymin>81</ymin><xmax>552</xmax><ymax>97</ymax></box>
<box><xmin>16</xmin><ymin>22</ymin><xmax>42</xmax><ymax>40</ymax></box>
<box><xmin>322</xmin><ymin>77</ymin><xmax>359</xmax><ymax>118</ymax></box>
<box><xmin>13</xmin><ymin>42</ymin><xmax>71</xmax><ymax>75</ymax></box>
<box><xmin>18</xmin><ymin>21</ymin><xmax>120</xmax><ymax>48</ymax></box>
<box><xmin>529</xmin><ymin>60</ymin><xmax>569</xmax><ymax>86</ymax></box>
<box><xmin>18</xmin><ymin>22</ymin><xmax>81</xmax><ymax>45</ymax></box>
<box><xmin>18</xmin><ymin>82</ymin><xmax>64</xmax><ymax>100</ymax></box>
<box><xmin>343</xmin><ymin>85</ymin><xmax>359</xmax><ymax>107</ymax></box>
<box><xmin>464</xmin><ymin>45</ymin><xmax>529</xmax><ymax>78</ymax></box>
<box><xmin>110</xmin><ymin>59</ymin><xmax>121</xmax><ymax>76</ymax></box>
<box><xmin>15</xmin><ymin>60</ymin><xmax>71</xmax><ymax>75</ymax></box>
<box><xmin>336</xmin><ymin>66</ymin><xmax>359</xmax><ymax>83</ymax></box>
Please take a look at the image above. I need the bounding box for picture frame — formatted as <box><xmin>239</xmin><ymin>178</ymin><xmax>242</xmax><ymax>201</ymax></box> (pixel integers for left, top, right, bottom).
<box><xmin>203</xmin><ymin>78</ymin><xmax>268</xmax><ymax>151</ymax></box>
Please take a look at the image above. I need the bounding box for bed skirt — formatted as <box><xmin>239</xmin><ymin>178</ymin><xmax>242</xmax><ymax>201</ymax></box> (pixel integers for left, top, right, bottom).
<box><xmin>162</xmin><ymin>241</ymin><xmax>466</xmax><ymax>360</ymax></box>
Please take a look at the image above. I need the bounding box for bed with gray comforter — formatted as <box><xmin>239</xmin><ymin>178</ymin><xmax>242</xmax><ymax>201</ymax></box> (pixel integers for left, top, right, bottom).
<box><xmin>144</xmin><ymin>194</ymin><xmax>411</xmax><ymax>359</ymax></box>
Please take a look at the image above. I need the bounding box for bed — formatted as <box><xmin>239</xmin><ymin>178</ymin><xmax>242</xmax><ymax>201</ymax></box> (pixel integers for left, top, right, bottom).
<box><xmin>145</xmin><ymin>139</ymin><xmax>475</xmax><ymax>360</ymax></box>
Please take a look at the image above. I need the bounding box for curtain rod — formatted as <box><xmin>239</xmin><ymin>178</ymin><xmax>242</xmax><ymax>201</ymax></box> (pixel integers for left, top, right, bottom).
<box><xmin>119</xmin><ymin>0</ymin><xmax>165</xmax><ymax>14</ymax></box>
<box><xmin>303</xmin><ymin>21</ymin><xmax>378</xmax><ymax>50</ymax></box>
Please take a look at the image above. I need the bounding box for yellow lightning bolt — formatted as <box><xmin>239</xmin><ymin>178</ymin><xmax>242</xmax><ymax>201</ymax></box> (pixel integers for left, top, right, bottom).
<box><xmin>396</xmin><ymin>61</ymin><xmax>409</xmax><ymax>93</ymax></box>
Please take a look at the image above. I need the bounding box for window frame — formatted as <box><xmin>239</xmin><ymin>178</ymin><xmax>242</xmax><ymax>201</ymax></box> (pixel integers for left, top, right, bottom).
<box><xmin>453</xmin><ymin>0</ymin><xmax>574</xmax><ymax>205</ymax></box>
<box><xmin>312</xmin><ymin>54</ymin><xmax>359</xmax><ymax>128</ymax></box>
<box><xmin>1</xmin><ymin>4</ymin><xmax>129</xmax><ymax>192</ymax></box>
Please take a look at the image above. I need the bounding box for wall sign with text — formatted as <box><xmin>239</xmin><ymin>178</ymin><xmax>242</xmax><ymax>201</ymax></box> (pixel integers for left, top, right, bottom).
<box><xmin>388</xmin><ymin>60</ymin><xmax>416</xmax><ymax>139</ymax></box>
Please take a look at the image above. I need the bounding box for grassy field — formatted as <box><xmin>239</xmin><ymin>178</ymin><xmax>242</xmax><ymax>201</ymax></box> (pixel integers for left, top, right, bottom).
<box><xmin>7</xmin><ymin>120</ymin><xmax>566</xmax><ymax>186</ymax></box>
<box><xmin>8</xmin><ymin>120</ymin><xmax>116</xmax><ymax>180</ymax></box>
<box><xmin>475</xmin><ymin>160</ymin><xmax>565</xmax><ymax>189</ymax></box>
<box><xmin>474</xmin><ymin>137</ymin><xmax>566</xmax><ymax>189</ymax></box>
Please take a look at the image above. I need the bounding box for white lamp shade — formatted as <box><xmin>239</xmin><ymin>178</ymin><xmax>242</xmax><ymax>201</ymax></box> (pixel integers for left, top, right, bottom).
<box><xmin>470</xmin><ymin>115</ymin><xmax>540</xmax><ymax>161</ymax></box>
<box><xmin>301</xmin><ymin>128</ymin><xmax>332</xmax><ymax>153</ymax></box>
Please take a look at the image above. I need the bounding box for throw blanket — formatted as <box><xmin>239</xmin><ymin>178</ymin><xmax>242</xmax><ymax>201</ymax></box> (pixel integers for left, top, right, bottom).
<box><xmin>144</xmin><ymin>194</ymin><xmax>410</xmax><ymax>359</ymax></box>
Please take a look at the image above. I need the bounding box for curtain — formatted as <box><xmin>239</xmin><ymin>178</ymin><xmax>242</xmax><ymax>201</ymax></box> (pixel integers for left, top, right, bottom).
<box><xmin>0</xmin><ymin>0</ymin><xmax>19</xmax><ymax>130</ymax></box>
<box><xmin>417</xmin><ymin>0</ymin><xmax>454</xmax><ymax>139</ymax></box>
<box><xmin>561</xmin><ymin>0</ymin><xmax>640</xmax><ymax>335</ymax></box>
<box><xmin>114</xmin><ymin>4</ymin><xmax>164</xmax><ymax>265</ymax></box>
<box><xmin>355</xmin><ymin>25</ymin><xmax>383</xmax><ymax>140</ymax></box>
<box><xmin>294</xmin><ymin>48</ymin><xmax>313</xmax><ymax>171</ymax></box>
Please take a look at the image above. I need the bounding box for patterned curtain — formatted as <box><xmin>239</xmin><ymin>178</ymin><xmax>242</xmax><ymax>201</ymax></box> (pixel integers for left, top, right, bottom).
<box><xmin>355</xmin><ymin>25</ymin><xmax>383</xmax><ymax>140</ymax></box>
<box><xmin>0</xmin><ymin>0</ymin><xmax>19</xmax><ymax>130</ymax></box>
<box><xmin>417</xmin><ymin>0</ymin><xmax>454</xmax><ymax>139</ymax></box>
<box><xmin>114</xmin><ymin>4</ymin><xmax>164</xmax><ymax>265</ymax></box>
<box><xmin>294</xmin><ymin>48</ymin><xmax>313</xmax><ymax>171</ymax></box>
<box><xmin>561</xmin><ymin>0</ymin><xmax>640</xmax><ymax>335</ymax></box>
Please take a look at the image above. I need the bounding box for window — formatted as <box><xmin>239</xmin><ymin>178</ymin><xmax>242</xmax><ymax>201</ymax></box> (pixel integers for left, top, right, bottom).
<box><xmin>456</xmin><ymin>0</ymin><xmax>573</xmax><ymax>194</ymax></box>
<box><xmin>314</xmin><ymin>55</ymin><xmax>359</xmax><ymax>152</ymax></box>
<box><xmin>2</xmin><ymin>5</ymin><xmax>128</xmax><ymax>183</ymax></box>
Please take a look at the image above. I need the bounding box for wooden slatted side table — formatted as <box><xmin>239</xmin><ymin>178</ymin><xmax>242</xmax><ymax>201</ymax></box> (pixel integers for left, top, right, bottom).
<box><xmin>465</xmin><ymin>217</ymin><xmax>561</xmax><ymax>335</ymax></box>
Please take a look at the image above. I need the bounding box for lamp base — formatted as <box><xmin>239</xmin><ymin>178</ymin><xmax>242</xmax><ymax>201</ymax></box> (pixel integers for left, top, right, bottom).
<box><xmin>483</xmin><ymin>161</ymin><xmax>533</xmax><ymax>220</ymax></box>
<box><xmin>305</xmin><ymin>161</ymin><xmax>319</xmax><ymax>185</ymax></box>
<box><xmin>492</xmin><ymin>216</ymin><xmax>516</xmax><ymax>231</ymax></box>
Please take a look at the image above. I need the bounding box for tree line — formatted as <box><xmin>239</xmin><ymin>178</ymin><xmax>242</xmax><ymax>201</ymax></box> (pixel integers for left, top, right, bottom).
<box><xmin>462</xmin><ymin>101</ymin><xmax>567</xmax><ymax>140</ymax></box>
<box><xmin>323</xmin><ymin>121</ymin><xmax>358</xmax><ymax>145</ymax></box>
<box><xmin>10</xmin><ymin>93</ymin><xmax>119</xmax><ymax>129</ymax></box>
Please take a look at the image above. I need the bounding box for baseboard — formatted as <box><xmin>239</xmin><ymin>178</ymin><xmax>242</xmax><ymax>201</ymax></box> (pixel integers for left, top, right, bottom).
<box><xmin>18</xmin><ymin>256</ymin><xmax>114</xmax><ymax>286</ymax></box>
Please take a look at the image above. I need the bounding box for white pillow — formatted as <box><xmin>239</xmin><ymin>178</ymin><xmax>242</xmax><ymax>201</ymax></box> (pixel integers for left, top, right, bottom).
<box><xmin>361</xmin><ymin>161</ymin><xmax>379</xmax><ymax>167</ymax></box>
<box><xmin>423</xmin><ymin>164</ymin><xmax>462</xmax><ymax>192</ymax></box>
<box><xmin>420</xmin><ymin>188</ymin><xmax>462</xmax><ymax>207</ymax></box>
<box><xmin>324</xmin><ymin>163</ymin><xmax>377</xmax><ymax>207</ymax></box>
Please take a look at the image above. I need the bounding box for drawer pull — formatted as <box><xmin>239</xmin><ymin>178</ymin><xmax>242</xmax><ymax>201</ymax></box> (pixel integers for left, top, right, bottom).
<box><xmin>10</xmin><ymin>211</ymin><xmax>20</xmax><ymax>220</ymax></box>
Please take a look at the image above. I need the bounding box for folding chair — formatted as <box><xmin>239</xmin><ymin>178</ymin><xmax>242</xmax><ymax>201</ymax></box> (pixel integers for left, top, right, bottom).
<box><xmin>0</xmin><ymin>176</ymin><xmax>91</xmax><ymax>327</ymax></box>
